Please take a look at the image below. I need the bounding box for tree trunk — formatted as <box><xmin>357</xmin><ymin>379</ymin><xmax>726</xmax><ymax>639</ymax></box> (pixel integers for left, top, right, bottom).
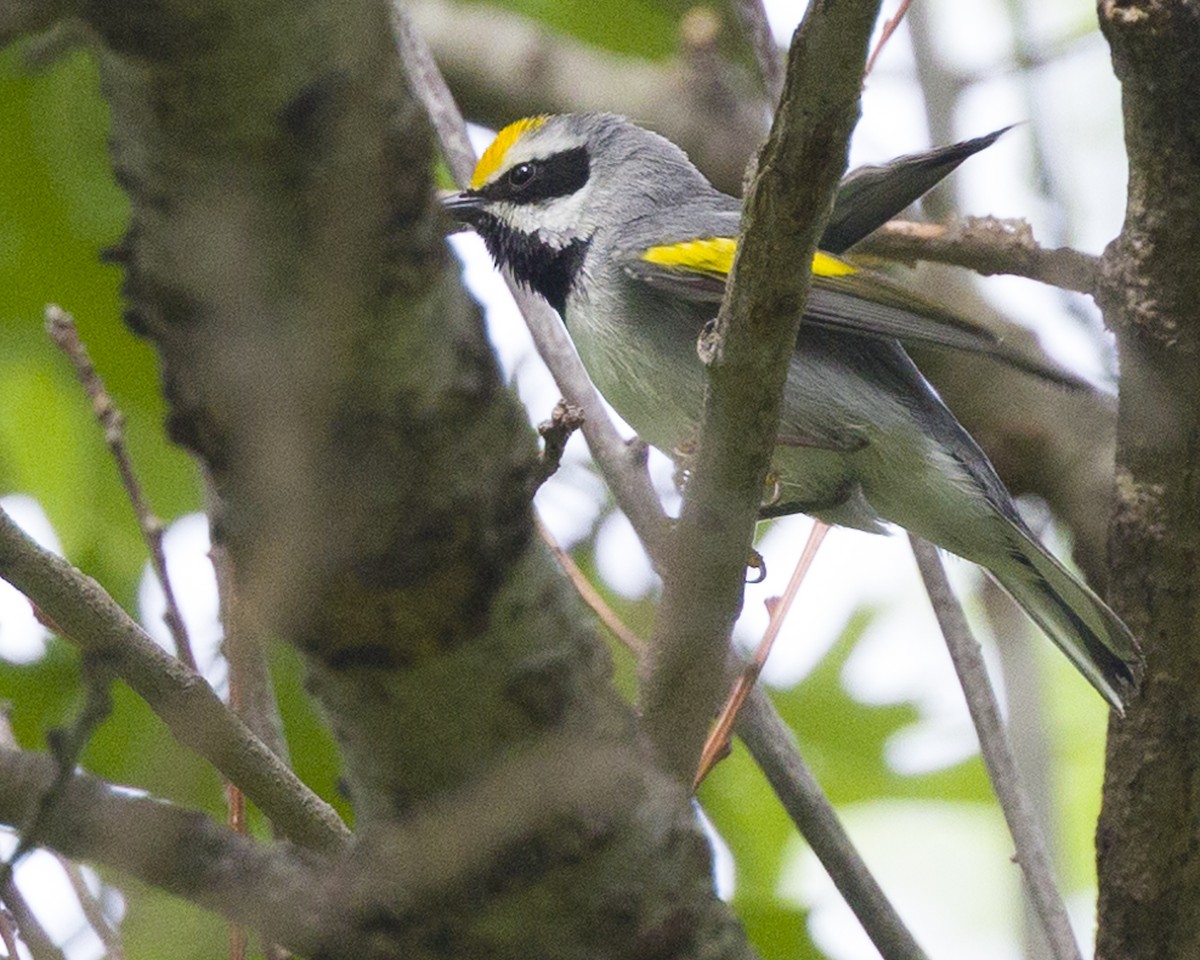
<box><xmin>1095</xmin><ymin>3</ymin><xmax>1200</xmax><ymax>958</ymax></box>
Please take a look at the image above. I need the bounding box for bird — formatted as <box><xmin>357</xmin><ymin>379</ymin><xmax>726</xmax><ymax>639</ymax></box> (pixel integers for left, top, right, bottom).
<box><xmin>445</xmin><ymin>112</ymin><xmax>1139</xmax><ymax>710</ymax></box>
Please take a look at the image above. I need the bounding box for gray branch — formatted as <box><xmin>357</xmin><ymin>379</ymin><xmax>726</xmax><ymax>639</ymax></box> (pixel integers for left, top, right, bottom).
<box><xmin>0</xmin><ymin>506</ymin><xmax>349</xmax><ymax>853</ymax></box>
<box><xmin>910</xmin><ymin>535</ymin><xmax>1082</xmax><ymax>960</ymax></box>
<box><xmin>407</xmin><ymin>0</ymin><xmax>765</xmax><ymax>194</ymax></box>
<box><xmin>641</xmin><ymin>0</ymin><xmax>884</xmax><ymax>783</ymax></box>
<box><xmin>854</xmin><ymin>217</ymin><xmax>1100</xmax><ymax>295</ymax></box>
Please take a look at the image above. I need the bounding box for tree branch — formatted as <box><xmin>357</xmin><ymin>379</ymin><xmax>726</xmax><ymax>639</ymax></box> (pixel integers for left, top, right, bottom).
<box><xmin>641</xmin><ymin>0</ymin><xmax>884</xmax><ymax>783</ymax></box>
<box><xmin>0</xmin><ymin>506</ymin><xmax>349</xmax><ymax>853</ymax></box>
<box><xmin>735</xmin><ymin>689</ymin><xmax>930</xmax><ymax>960</ymax></box>
<box><xmin>45</xmin><ymin>304</ymin><xmax>198</xmax><ymax>671</ymax></box>
<box><xmin>392</xmin><ymin>1</ymin><xmax>672</xmax><ymax>562</ymax></box>
<box><xmin>1094</xmin><ymin>4</ymin><xmax>1200</xmax><ymax>958</ymax></box>
<box><xmin>910</xmin><ymin>536</ymin><xmax>1082</xmax><ymax>960</ymax></box>
<box><xmin>853</xmin><ymin>217</ymin><xmax>1101</xmax><ymax>295</ymax></box>
<box><xmin>399</xmin><ymin>9</ymin><xmax>925</xmax><ymax>956</ymax></box>
<box><xmin>0</xmin><ymin>748</ymin><xmax>323</xmax><ymax>950</ymax></box>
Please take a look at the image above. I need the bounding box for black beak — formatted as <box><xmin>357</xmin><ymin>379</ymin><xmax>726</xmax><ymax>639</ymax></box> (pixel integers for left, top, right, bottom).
<box><xmin>442</xmin><ymin>191</ymin><xmax>486</xmax><ymax>227</ymax></box>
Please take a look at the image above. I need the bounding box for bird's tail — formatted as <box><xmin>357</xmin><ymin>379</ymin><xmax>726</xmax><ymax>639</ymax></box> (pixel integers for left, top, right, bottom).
<box><xmin>988</xmin><ymin>529</ymin><xmax>1140</xmax><ymax>712</ymax></box>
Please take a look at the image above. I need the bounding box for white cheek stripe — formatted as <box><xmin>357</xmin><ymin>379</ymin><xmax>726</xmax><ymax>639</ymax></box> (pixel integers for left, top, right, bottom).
<box><xmin>499</xmin><ymin>191</ymin><xmax>591</xmax><ymax>251</ymax></box>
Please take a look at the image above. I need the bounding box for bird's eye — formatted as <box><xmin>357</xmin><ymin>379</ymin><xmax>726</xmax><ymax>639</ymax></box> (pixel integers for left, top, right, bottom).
<box><xmin>507</xmin><ymin>162</ymin><xmax>536</xmax><ymax>188</ymax></box>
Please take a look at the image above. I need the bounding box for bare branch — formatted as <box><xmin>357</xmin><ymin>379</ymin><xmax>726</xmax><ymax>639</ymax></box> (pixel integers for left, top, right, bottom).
<box><xmin>392</xmin><ymin>1</ymin><xmax>672</xmax><ymax>562</ymax></box>
<box><xmin>909</xmin><ymin>535</ymin><xmax>1082</xmax><ymax>960</ymax></box>
<box><xmin>2</xmin><ymin>653</ymin><xmax>114</xmax><ymax>885</ymax></box>
<box><xmin>642</xmin><ymin>0</ymin><xmax>884</xmax><ymax>783</ymax></box>
<box><xmin>865</xmin><ymin>0</ymin><xmax>914</xmax><ymax>75</ymax></box>
<box><xmin>0</xmin><ymin>902</ymin><xmax>20</xmax><ymax>960</ymax></box>
<box><xmin>735</xmin><ymin>689</ymin><xmax>931</xmax><ymax>960</ymax></box>
<box><xmin>45</xmin><ymin>304</ymin><xmax>198</xmax><ymax>671</ymax></box>
<box><xmin>60</xmin><ymin>858</ymin><xmax>125</xmax><ymax>960</ymax></box>
<box><xmin>536</xmin><ymin>516</ymin><xmax>645</xmax><ymax>660</ymax></box>
<box><xmin>695</xmin><ymin>522</ymin><xmax>829</xmax><ymax>787</ymax></box>
<box><xmin>854</xmin><ymin>217</ymin><xmax>1101</xmax><ymax>295</ymax></box>
<box><xmin>731</xmin><ymin>0</ymin><xmax>784</xmax><ymax>104</ymax></box>
<box><xmin>0</xmin><ymin>749</ymin><xmax>321</xmax><ymax>950</ymax></box>
<box><xmin>0</xmin><ymin>876</ymin><xmax>64</xmax><ymax>960</ymax></box>
<box><xmin>0</xmin><ymin>506</ymin><xmax>349</xmax><ymax>853</ymax></box>
<box><xmin>531</xmin><ymin>401</ymin><xmax>585</xmax><ymax>490</ymax></box>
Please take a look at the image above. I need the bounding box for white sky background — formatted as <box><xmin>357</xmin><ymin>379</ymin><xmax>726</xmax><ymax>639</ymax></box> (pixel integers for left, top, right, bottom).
<box><xmin>0</xmin><ymin>1</ymin><xmax>1126</xmax><ymax>957</ymax></box>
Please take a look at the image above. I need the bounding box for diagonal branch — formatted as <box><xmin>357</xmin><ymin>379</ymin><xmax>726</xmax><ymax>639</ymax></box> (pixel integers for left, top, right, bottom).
<box><xmin>0</xmin><ymin>748</ymin><xmax>321</xmax><ymax>948</ymax></box>
<box><xmin>0</xmin><ymin>506</ymin><xmax>349</xmax><ymax>853</ymax></box>
<box><xmin>910</xmin><ymin>535</ymin><xmax>1082</xmax><ymax>960</ymax></box>
<box><xmin>45</xmin><ymin>304</ymin><xmax>198</xmax><ymax>671</ymax></box>
<box><xmin>641</xmin><ymin>0</ymin><xmax>884</xmax><ymax>784</ymax></box>
<box><xmin>392</xmin><ymin>1</ymin><xmax>671</xmax><ymax>562</ymax></box>
<box><xmin>735</xmin><ymin>689</ymin><xmax>930</xmax><ymax>960</ymax></box>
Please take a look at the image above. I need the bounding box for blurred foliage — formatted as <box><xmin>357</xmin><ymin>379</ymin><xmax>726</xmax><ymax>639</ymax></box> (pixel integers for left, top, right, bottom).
<box><xmin>0</xmin><ymin>6</ymin><xmax>1115</xmax><ymax>960</ymax></box>
<box><xmin>0</xmin><ymin>42</ymin><xmax>199</xmax><ymax>604</ymax></box>
<box><xmin>486</xmin><ymin>0</ymin><xmax>759</xmax><ymax>68</ymax></box>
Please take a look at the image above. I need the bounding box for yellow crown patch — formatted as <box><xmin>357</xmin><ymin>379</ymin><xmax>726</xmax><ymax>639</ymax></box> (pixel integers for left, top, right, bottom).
<box><xmin>471</xmin><ymin>116</ymin><xmax>549</xmax><ymax>189</ymax></box>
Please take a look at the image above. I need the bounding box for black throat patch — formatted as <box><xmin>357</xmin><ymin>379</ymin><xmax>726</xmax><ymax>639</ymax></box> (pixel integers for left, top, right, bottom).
<box><xmin>473</xmin><ymin>215</ymin><xmax>590</xmax><ymax>315</ymax></box>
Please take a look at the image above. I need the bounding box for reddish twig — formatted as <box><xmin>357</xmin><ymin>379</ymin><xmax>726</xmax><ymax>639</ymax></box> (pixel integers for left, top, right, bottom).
<box><xmin>44</xmin><ymin>305</ymin><xmax>197</xmax><ymax>671</ymax></box>
<box><xmin>536</xmin><ymin>516</ymin><xmax>646</xmax><ymax>659</ymax></box>
<box><xmin>865</xmin><ymin>0</ymin><xmax>914</xmax><ymax>75</ymax></box>
<box><xmin>694</xmin><ymin>521</ymin><xmax>830</xmax><ymax>787</ymax></box>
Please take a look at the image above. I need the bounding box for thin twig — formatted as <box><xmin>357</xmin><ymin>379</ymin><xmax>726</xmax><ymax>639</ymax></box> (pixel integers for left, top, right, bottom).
<box><xmin>909</xmin><ymin>535</ymin><xmax>1083</xmax><ymax>960</ymax></box>
<box><xmin>536</xmin><ymin>521</ymin><xmax>927</xmax><ymax>960</ymax></box>
<box><xmin>0</xmin><ymin>875</ymin><xmax>64</xmax><ymax>960</ymax></box>
<box><xmin>0</xmin><ymin>902</ymin><xmax>20</xmax><ymax>960</ymax></box>
<box><xmin>536</xmin><ymin>516</ymin><xmax>646</xmax><ymax>659</ymax></box>
<box><xmin>732</xmin><ymin>0</ymin><xmax>784</xmax><ymax>105</ymax></box>
<box><xmin>0</xmin><ymin>505</ymin><xmax>350</xmax><ymax>853</ymax></box>
<box><xmin>45</xmin><ymin>305</ymin><xmax>198</xmax><ymax>671</ymax></box>
<box><xmin>2</xmin><ymin>654</ymin><xmax>115</xmax><ymax>887</ymax></box>
<box><xmin>865</xmin><ymin>0</ymin><xmax>914</xmax><ymax>75</ymax></box>
<box><xmin>531</xmin><ymin>401</ymin><xmax>586</xmax><ymax>491</ymax></box>
<box><xmin>60</xmin><ymin>859</ymin><xmax>125</xmax><ymax>960</ymax></box>
<box><xmin>0</xmin><ymin>714</ymin><xmax>65</xmax><ymax>960</ymax></box>
<box><xmin>226</xmin><ymin>779</ymin><xmax>248</xmax><ymax>960</ymax></box>
<box><xmin>208</xmin><ymin>474</ymin><xmax>288</xmax><ymax>960</ymax></box>
<box><xmin>694</xmin><ymin>521</ymin><xmax>830</xmax><ymax>786</ymax></box>
<box><xmin>853</xmin><ymin>217</ymin><xmax>1101</xmax><ymax>295</ymax></box>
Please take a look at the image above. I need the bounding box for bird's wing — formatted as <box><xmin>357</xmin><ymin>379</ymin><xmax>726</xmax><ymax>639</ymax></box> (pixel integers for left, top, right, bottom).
<box><xmin>823</xmin><ymin>127</ymin><xmax>1014</xmax><ymax>254</ymax></box>
<box><xmin>618</xmin><ymin>236</ymin><xmax>1088</xmax><ymax>389</ymax></box>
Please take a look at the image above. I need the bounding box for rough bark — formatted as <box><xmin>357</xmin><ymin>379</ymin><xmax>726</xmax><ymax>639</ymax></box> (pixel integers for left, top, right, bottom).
<box><xmin>1094</xmin><ymin>3</ymin><xmax>1200</xmax><ymax>958</ymax></box>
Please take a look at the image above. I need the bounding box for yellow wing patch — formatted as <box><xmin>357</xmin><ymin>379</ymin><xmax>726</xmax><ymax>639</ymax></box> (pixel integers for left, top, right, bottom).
<box><xmin>640</xmin><ymin>237</ymin><xmax>857</xmax><ymax>279</ymax></box>
<box><xmin>470</xmin><ymin>116</ymin><xmax>548</xmax><ymax>189</ymax></box>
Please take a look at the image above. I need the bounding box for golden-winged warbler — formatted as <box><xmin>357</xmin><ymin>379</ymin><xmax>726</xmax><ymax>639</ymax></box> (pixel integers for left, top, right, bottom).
<box><xmin>446</xmin><ymin>113</ymin><xmax>1138</xmax><ymax>709</ymax></box>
